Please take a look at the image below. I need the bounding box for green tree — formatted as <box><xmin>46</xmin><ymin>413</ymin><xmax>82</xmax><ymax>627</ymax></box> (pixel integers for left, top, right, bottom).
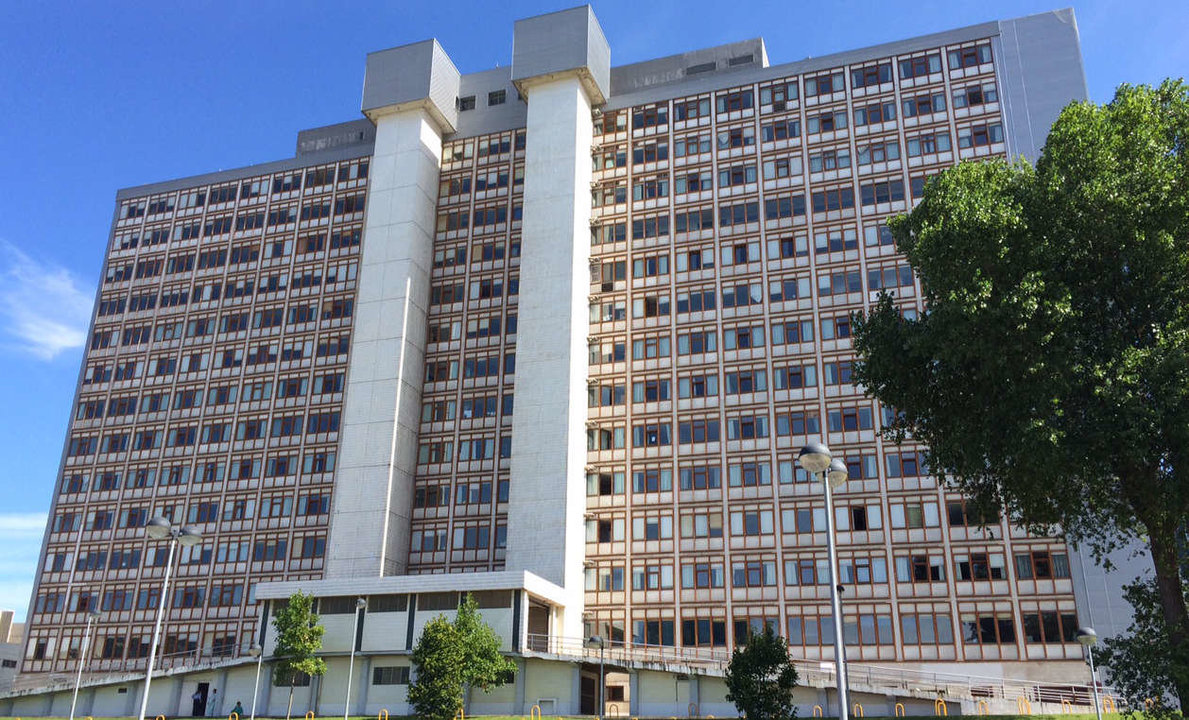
<box><xmin>724</xmin><ymin>625</ymin><xmax>799</xmax><ymax>720</ymax></box>
<box><xmin>1099</xmin><ymin>574</ymin><xmax>1189</xmax><ymax>712</ymax></box>
<box><xmin>271</xmin><ymin>592</ymin><xmax>327</xmax><ymax>720</ymax></box>
<box><xmin>852</xmin><ymin>80</ymin><xmax>1189</xmax><ymax>706</ymax></box>
<box><xmin>408</xmin><ymin>593</ymin><xmax>518</xmax><ymax>720</ymax></box>
<box><xmin>408</xmin><ymin>616</ymin><xmax>465</xmax><ymax>720</ymax></box>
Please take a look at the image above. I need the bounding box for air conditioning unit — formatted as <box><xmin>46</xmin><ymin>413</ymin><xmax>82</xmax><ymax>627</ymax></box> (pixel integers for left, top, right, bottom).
<box><xmin>773</xmin><ymin>101</ymin><xmax>786</xmax><ymax>112</ymax></box>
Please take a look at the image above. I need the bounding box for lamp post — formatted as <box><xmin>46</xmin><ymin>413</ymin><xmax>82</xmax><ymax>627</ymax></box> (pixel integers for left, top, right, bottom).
<box><xmin>249</xmin><ymin>644</ymin><xmax>264</xmax><ymax>720</ymax></box>
<box><xmin>68</xmin><ymin>607</ymin><xmax>101</xmax><ymax>720</ymax></box>
<box><xmin>587</xmin><ymin>635</ymin><xmax>606</xmax><ymax>719</ymax></box>
<box><xmin>799</xmin><ymin>443</ymin><xmax>850</xmax><ymax>720</ymax></box>
<box><xmin>344</xmin><ymin>598</ymin><xmax>367</xmax><ymax>720</ymax></box>
<box><xmin>138</xmin><ymin>517</ymin><xmax>202</xmax><ymax>720</ymax></box>
<box><xmin>1076</xmin><ymin>627</ymin><xmax>1103</xmax><ymax>720</ymax></box>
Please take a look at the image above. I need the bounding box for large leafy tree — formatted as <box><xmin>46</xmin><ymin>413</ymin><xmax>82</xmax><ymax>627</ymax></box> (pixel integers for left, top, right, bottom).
<box><xmin>853</xmin><ymin>79</ymin><xmax>1189</xmax><ymax>705</ymax></box>
<box><xmin>1098</xmin><ymin>574</ymin><xmax>1189</xmax><ymax>710</ymax></box>
<box><xmin>724</xmin><ymin>625</ymin><xmax>799</xmax><ymax>720</ymax></box>
<box><xmin>271</xmin><ymin>592</ymin><xmax>327</xmax><ymax>720</ymax></box>
<box><xmin>408</xmin><ymin>593</ymin><xmax>518</xmax><ymax>720</ymax></box>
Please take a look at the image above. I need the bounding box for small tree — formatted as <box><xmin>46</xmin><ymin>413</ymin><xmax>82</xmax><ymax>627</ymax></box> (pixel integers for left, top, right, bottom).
<box><xmin>272</xmin><ymin>592</ymin><xmax>327</xmax><ymax>720</ymax></box>
<box><xmin>408</xmin><ymin>616</ymin><xmax>465</xmax><ymax>720</ymax></box>
<box><xmin>408</xmin><ymin>593</ymin><xmax>517</xmax><ymax>720</ymax></box>
<box><xmin>724</xmin><ymin>625</ymin><xmax>799</xmax><ymax>720</ymax></box>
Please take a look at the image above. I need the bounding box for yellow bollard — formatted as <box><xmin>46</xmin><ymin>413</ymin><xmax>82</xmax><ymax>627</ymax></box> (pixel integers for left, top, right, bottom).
<box><xmin>895</xmin><ymin>703</ymin><xmax>906</xmax><ymax>717</ymax></box>
<box><xmin>454</xmin><ymin>709</ymin><xmax>465</xmax><ymax>720</ymax></box>
<box><xmin>531</xmin><ymin>705</ymin><xmax>541</xmax><ymax>720</ymax></box>
<box><xmin>306</xmin><ymin>712</ymin><xmax>316</xmax><ymax>720</ymax></box>
<box><xmin>934</xmin><ymin>699</ymin><xmax>948</xmax><ymax>716</ymax></box>
<box><xmin>1103</xmin><ymin>696</ymin><xmax>1118</xmax><ymax>714</ymax></box>
<box><xmin>1145</xmin><ymin>698</ymin><xmax>1156</xmax><ymax>710</ymax></box>
<box><xmin>379</xmin><ymin>710</ymin><xmax>389</xmax><ymax>720</ymax></box>
<box><xmin>853</xmin><ymin>704</ymin><xmax>864</xmax><ymax>718</ymax></box>
<box><xmin>1061</xmin><ymin>699</ymin><xmax>1074</xmax><ymax>714</ymax></box>
<box><xmin>1017</xmin><ymin>696</ymin><xmax>1032</xmax><ymax>715</ymax></box>
<box><xmin>230</xmin><ymin>713</ymin><xmax>240</xmax><ymax>720</ymax></box>
<box><xmin>688</xmin><ymin>702</ymin><xmax>699</xmax><ymax>717</ymax></box>
<box><xmin>977</xmin><ymin>700</ymin><xmax>990</xmax><ymax>716</ymax></box>
<box><xmin>813</xmin><ymin>706</ymin><xmax>823</xmax><ymax>718</ymax></box>
<box><xmin>157</xmin><ymin>715</ymin><xmax>167</xmax><ymax>720</ymax></box>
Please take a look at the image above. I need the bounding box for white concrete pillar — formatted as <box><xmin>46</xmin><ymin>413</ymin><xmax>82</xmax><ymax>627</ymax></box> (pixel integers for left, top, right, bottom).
<box><xmin>326</xmin><ymin>107</ymin><xmax>442</xmax><ymax>577</ymax></box>
<box><xmin>505</xmin><ymin>74</ymin><xmax>596</xmax><ymax>639</ymax></box>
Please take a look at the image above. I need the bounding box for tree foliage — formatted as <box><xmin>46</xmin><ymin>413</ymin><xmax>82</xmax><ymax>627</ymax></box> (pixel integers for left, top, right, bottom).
<box><xmin>724</xmin><ymin>625</ymin><xmax>799</xmax><ymax>720</ymax></box>
<box><xmin>271</xmin><ymin>592</ymin><xmax>327</xmax><ymax>720</ymax></box>
<box><xmin>408</xmin><ymin>593</ymin><xmax>518</xmax><ymax>720</ymax></box>
<box><xmin>1099</xmin><ymin>573</ymin><xmax>1189</xmax><ymax>714</ymax></box>
<box><xmin>853</xmin><ymin>79</ymin><xmax>1189</xmax><ymax>707</ymax></box>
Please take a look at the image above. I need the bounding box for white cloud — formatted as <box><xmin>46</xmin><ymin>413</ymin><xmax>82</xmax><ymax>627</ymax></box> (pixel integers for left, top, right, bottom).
<box><xmin>0</xmin><ymin>241</ymin><xmax>92</xmax><ymax>360</ymax></box>
<box><xmin>0</xmin><ymin>512</ymin><xmax>47</xmax><ymax>620</ymax></box>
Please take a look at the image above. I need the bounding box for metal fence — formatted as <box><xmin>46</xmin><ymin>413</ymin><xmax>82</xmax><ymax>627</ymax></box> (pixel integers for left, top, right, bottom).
<box><xmin>525</xmin><ymin>633</ymin><xmax>1119</xmax><ymax>708</ymax></box>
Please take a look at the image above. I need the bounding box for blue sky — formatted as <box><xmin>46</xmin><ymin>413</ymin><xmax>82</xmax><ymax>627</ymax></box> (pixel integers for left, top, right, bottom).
<box><xmin>0</xmin><ymin>0</ymin><xmax>1184</xmax><ymax>619</ymax></box>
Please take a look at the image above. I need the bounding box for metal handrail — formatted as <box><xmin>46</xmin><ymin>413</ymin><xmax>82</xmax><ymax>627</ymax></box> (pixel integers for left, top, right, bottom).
<box><xmin>523</xmin><ymin>633</ymin><xmax>1121</xmax><ymax>708</ymax></box>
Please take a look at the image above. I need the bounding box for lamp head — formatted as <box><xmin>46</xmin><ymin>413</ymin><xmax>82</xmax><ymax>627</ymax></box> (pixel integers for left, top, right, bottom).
<box><xmin>798</xmin><ymin>442</ymin><xmax>832</xmax><ymax>473</ymax></box>
<box><xmin>587</xmin><ymin>635</ymin><xmax>605</xmax><ymax>648</ymax></box>
<box><xmin>145</xmin><ymin>516</ymin><xmax>172</xmax><ymax>540</ymax></box>
<box><xmin>356</xmin><ymin>597</ymin><xmax>368</xmax><ymax>610</ymax></box>
<box><xmin>177</xmin><ymin>526</ymin><xmax>203</xmax><ymax>546</ymax></box>
<box><xmin>1076</xmin><ymin>627</ymin><xmax>1098</xmax><ymax>647</ymax></box>
<box><xmin>249</xmin><ymin>644</ymin><xmax>262</xmax><ymax>658</ymax></box>
<box><xmin>827</xmin><ymin>458</ymin><xmax>849</xmax><ymax>489</ymax></box>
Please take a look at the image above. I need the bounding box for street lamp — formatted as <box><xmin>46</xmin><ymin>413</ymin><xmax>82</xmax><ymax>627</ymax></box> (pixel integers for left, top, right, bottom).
<box><xmin>248</xmin><ymin>644</ymin><xmax>264</xmax><ymax>720</ymax></box>
<box><xmin>68</xmin><ymin>607</ymin><xmax>101</xmax><ymax>720</ymax></box>
<box><xmin>799</xmin><ymin>444</ymin><xmax>850</xmax><ymax>720</ymax></box>
<box><xmin>587</xmin><ymin>636</ymin><xmax>606</xmax><ymax>720</ymax></box>
<box><xmin>344</xmin><ymin>598</ymin><xmax>367</xmax><ymax>720</ymax></box>
<box><xmin>1076</xmin><ymin>627</ymin><xmax>1103</xmax><ymax>720</ymax></box>
<box><xmin>138</xmin><ymin>517</ymin><xmax>202</xmax><ymax>720</ymax></box>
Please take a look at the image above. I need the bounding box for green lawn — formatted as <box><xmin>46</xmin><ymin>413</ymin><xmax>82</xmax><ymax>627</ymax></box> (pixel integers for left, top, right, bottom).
<box><xmin>0</xmin><ymin>715</ymin><xmax>1135</xmax><ymax>720</ymax></box>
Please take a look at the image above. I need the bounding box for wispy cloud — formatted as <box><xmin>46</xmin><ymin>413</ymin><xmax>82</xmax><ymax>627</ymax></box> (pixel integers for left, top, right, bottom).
<box><xmin>0</xmin><ymin>512</ymin><xmax>47</xmax><ymax>620</ymax></box>
<box><xmin>0</xmin><ymin>241</ymin><xmax>92</xmax><ymax>360</ymax></box>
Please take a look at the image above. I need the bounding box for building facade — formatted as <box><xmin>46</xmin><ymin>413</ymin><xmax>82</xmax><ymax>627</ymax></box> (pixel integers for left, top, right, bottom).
<box><xmin>23</xmin><ymin>4</ymin><xmax>1105</xmax><ymax>691</ymax></box>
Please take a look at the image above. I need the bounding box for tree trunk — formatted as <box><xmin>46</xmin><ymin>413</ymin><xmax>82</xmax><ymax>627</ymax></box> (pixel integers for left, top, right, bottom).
<box><xmin>286</xmin><ymin>681</ymin><xmax>295</xmax><ymax>720</ymax></box>
<box><xmin>1146</xmin><ymin>523</ymin><xmax>1189</xmax><ymax>707</ymax></box>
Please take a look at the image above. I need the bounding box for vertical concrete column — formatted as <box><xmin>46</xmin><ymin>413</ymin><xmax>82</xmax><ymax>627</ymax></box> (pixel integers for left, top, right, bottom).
<box><xmin>259</xmin><ymin>664</ymin><xmax>273</xmax><ymax>716</ymax></box>
<box><xmin>169</xmin><ymin>677</ymin><xmax>184</xmax><ymax>717</ymax></box>
<box><xmin>326</xmin><ymin>39</ymin><xmax>460</xmax><ymax>577</ymax></box>
<box><xmin>505</xmin><ymin>74</ymin><xmax>596</xmax><ymax>636</ymax></box>
<box><xmin>215</xmin><ymin>669</ymin><xmax>229</xmax><ymax>716</ymax></box>
<box><xmin>629</xmin><ymin>671</ymin><xmax>640</xmax><ymax>716</ymax></box>
<box><xmin>358</xmin><ymin>656</ymin><xmax>373</xmax><ymax>714</ymax></box>
<box><xmin>326</xmin><ymin>108</ymin><xmax>441</xmax><ymax>577</ymax></box>
<box><xmin>569</xmin><ymin>664</ymin><xmax>583</xmax><ymax>716</ymax></box>
<box><xmin>514</xmin><ymin>658</ymin><xmax>527</xmax><ymax>714</ymax></box>
<box><xmin>506</xmin><ymin>3</ymin><xmax>611</xmax><ymax>642</ymax></box>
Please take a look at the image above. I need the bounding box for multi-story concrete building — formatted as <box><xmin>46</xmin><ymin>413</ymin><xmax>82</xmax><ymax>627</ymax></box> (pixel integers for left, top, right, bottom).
<box><xmin>0</xmin><ymin>611</ymin><xmax>23</xmax><ymax>693</ymax></box>
<box><xmin>16</xmin><ymin>5</ymin><xmax>1119</xmax><ymax>715</ymax></box>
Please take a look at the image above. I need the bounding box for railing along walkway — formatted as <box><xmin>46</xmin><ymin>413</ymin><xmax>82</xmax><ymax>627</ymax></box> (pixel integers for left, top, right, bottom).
<box><xmin>525</xmin><ymin>634</ymin><xmax>1117</xmax><ymax>708</ymax></box>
